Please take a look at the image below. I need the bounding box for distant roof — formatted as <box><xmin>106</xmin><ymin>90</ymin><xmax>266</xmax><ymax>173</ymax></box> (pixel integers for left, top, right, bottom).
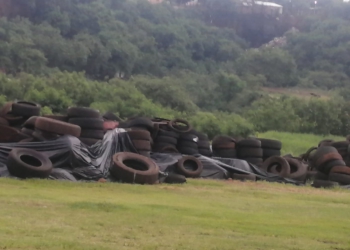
<box><xmin>254</xmin><ymin>1</ymin><xmax>283</xmax><ymax>8</ymax></box>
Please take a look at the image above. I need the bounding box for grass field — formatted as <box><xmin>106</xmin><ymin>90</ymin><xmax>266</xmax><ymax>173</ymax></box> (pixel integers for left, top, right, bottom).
<box><xmin>258</xmin><ymin>131</ymin><xmax>344</xmax><ymax>156</ymax></box>
<box><xmin>0</xmin><ymin>179</ymin><xmax>350</xmax><ymax>250</ymax></box>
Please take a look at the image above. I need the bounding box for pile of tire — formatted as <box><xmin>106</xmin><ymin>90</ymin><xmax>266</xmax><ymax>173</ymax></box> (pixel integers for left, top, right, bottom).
<box><xmin>237</xmin><ymin>139</ymin><xmax>263</xmax><ymax>165</ymax></box>
<box><xmin>258</xmin><ymin>138</ymin><xmax>282</xmax><ymax>161</ymax></box>
<box><xmin>176</xmin><ymin>131</ymin><xmax>199</xmax><ymax>155</ymax></box>
<box><xmin>262</xmin><ymin>155</ymin><xmax>308</xmax><ymax>181</ymax></box>
<box><xmin>110</xmin><ymin>152</ymin><xmax>159</xmax><ymax>184</ymax></box>
<box><xmin>152</xmin><ymin>128</ymin><xmax>179</xmax><ymax>153</ymax></box>
<box><xmin>68</xmin><ymin>107</ymin><xmax>104</xmax><ymax>146</ymax></box>
<box><xmin>329</xmin><ymin>141</ymin><xmax>349</xmax><ymax>164</ymax></box>
<box><xmin>34</xmin><ymin>117</ymin><xmax>81</xmax><ymax>141</ymax></box>
<box><xmin>195</xmin><ymin>131</ymin><xmax>211</xmax><ymax>157</ymax></box>
<box><xmin>3</xmin><ymin>101</ymin><xmax>41</xmax><ymax>127</ymax></box>
<box><xmin>212</xmin><ymin>135</ymin><xmax>237</xmax><ymax>158</ymax></box>
<box><xmin>127</xmin><ymin>130</ymin><xmax>152</xmax><ymax>157</ymax></box>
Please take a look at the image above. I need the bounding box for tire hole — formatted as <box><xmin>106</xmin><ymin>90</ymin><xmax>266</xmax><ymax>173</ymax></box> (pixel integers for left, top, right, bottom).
<box><xmin>123</xmin><ymin>159</ymin><xmax>148</xmax><ymax>171</ymax></box>
<box><xmin>20</xmin><ymin>155</ymin><xmax>42</xmax><ymax>167</ymax></box>
<box><xmin>183</xmin><ymin>160</ymin><xmax>198</xmax><ymax>171</ymax></box>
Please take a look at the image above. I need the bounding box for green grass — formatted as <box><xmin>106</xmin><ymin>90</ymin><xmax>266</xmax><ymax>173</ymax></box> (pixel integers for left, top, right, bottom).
<box><xmin>1</xmin><ymin>178</ymin><xmax>350</xmax><ymax>249</ymax></box>
<box><xmin>258</xmin><ymin>131</ymin><xmax>344</xmax><ymax>156</ymax></box>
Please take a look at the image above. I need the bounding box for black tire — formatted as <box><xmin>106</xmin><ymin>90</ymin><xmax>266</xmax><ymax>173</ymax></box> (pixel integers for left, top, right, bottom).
<box><xmin>262</xmin><ymin>156</ymin><xmax>290</xmax><ymax>177</ymax></box>
<box><xmin>0</xmin><ymin>117</ymin><xmax>9</xmax><ymax>126</ymax></box>
<box><xmin>111</xmin><ymin>152</ymin><xmax>159</xmax><ymax>184</ymax></box>
<box><xmin>80</xmin><ymin>137</ymin><xmax>100</xmax><ymax>146</ymax></box>
<box><xmin>242</xmin><ymin>157</ymin><xmax>263</xmax><ymax>165</ymax></box>
<box><xmin>12</xmin><ymin>101</ymin><xmax>41</xmax><ymax>117</ymax></box>
<box><xmin>168</xmin><ymin>119</ymin><xmax>192</xmax><ymax>133</ymax></box>
<box><xmin>35</xmin><ymin>117</ymin><xmax>81</xmax><ymax>137</ymax></box>
<box><xmin>232</xmin><ymin>173</ymin><xmax>256</xmax><ymax>182</ymax></box>
<box><xmin>7</xmin><ymin>148</ymin><xmax>53</xmax><ymax>178</ymax></box>
<box><xmin>198</xmin><ymin>140</ymin><xmax>210</xmax><ymax>148</ymax></box>
<box><xmin>177</xmin><ymin>147</ymin><xmax>199</xmax><ymax>155</ymax></box>
<box><xmin>80</xmin><ymin>129</ymin><xmax>104</xmax><ymax>139</ymax></box>
<box><xmin>127</xmin><ymin>130</ymin><xmax>151</xmax><ymax>141</ymax></box>
<box><xmin>127</xmin><ymin>117</ymin><xmax>154</xmax><ymax>132</ymax></box>
<box><xmin>237</xmin><ymin>148</ymin><xmax>263</xmax><ymax>158</ymax></box>
<box><xmin>69</xmin><ymin>118</ymin><xmax>104</xmax><ymax>130</ymax></box>
<box><xmin>176</xmin><ymin>156</ymin><xmax>203</xmax><ymax>178</ymax></box>
<box><xmin>328</xmin><ymin>173</ymin><xmax>350</xmax><ymax>185</ymax></box>
<box><xmin>312</xmin><ymin>146</ymin><xmax>338</xmax><ymax>164</ymax></box>
<box><xmin>164</xmin><ymin>173</ymin><xmax>186</xmax><ymax>184</ymax></box>
<box><xmin>322</xmin><ymin>159</ymin><xmax>346</xmax><ymax>175</ymax></box>
<box><xmin>132</xmin><ymin>140</ymin><xmax>151</xmax><ymax>151</ymax></box>
<box><xmin>103</xmin><ymin>111</ymin><xmax>122</xmax><ymax>122</ymax></box>
<box><xmin>177</xmin><ymin>141</ymin><xmax>198</xmax><ymax>149</ymax></box>
<box><xmin>329</xmin><ymin>166</ymin><xmax>350</xmax><ymax>175</ymax></box>
<box><xmin>212</xmin><ymin>149</ymin><xmax>237</xmax><ymax>158</ymax></box>
<box><xmin>212</xmin><ymin>142</ymin><xmax>236</xmax><ymax>150</ymax></box>
<box><xmin>318</xmin><ymin>139</ymin><xmax>334</xmax><ymax>147</ymax></box>
<box><xmin>21</xmin><ymin>128</ymin><xmax>34</xmax><ymax>137</ymax></box>
<box><xmin>198</xmin><ymin>149</ymin><xmax>212</xmax><ymax>157</ymax></box>
<box><xmin>154</xmin><ymin>145</ymin><xmax>179</xmax><ymax>153</ymax></box>
<box><xmin>157</xmin><ymin>129</ymin><xmax>179</xmax><ymax>138</ymax></box>
<box><xmin>43</xmin><ymin>115</ymin><xmax>69</xmax><ymax>122</ymax></box>
<box><xmin>314</xmin><ymin>152</ymin><xmax>343</xmax><ymax>173</ymax></box>
<box><xmin>237</xmin><ymin>139</ymin><xmax>261</xmax><ymax>148</ymax></box>
<box><xmin>212</xmin><ymin>135</ymin><xmax>236</xmax><ymax>147</ymax></box>
<box><xmin>312</xmin><ymin>179</ymin><xmax>339</xmax><ymax>188</ymax></box>
<box><xmin>263</xmin><ymin>149</ymin><xmax>281</xmax><ymax>158</ymax></box>
<box><xmin>155</xmin><ymin>136</ymin><xmax>177</xmax><ymax>145</ymax></box>
<box><xmin>67</xmin><ymin>107</ymin><xmax>101</xmax><ymax>118</ymax></box>
<box><xmin>179</xmin><ymin>133</ymin><xmax>198</xmax><ymax>142</ymax></box>
<box><xmin>284</xmin><ymin>157</ymin><xmax>307</xmax><ymax>181</ymax></box>
<box><xmin>153</xmin><ymin>142</ymin><xmax>177</xmax><ymax>150</ymax></box>
<box><xmin>258</xmin><ymin>138</ymin><xmax>282</xmax><ymax>150</ymax></box>
<box><xmin>193</xmin><ymin>131</ymin><xmax>209</xmax><ymax>141</ymax></box>
<box><xmin>330</xmin><ymin>141</ymin><xmax>349</xmax><ymax>149</ymax></box>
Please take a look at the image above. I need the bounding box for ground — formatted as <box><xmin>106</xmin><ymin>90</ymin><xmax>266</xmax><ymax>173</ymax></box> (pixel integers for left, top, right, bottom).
<box><xmin>1</xmin><ymin>178</ymin><xmax>350</xmax><ymax>250</ymax></box>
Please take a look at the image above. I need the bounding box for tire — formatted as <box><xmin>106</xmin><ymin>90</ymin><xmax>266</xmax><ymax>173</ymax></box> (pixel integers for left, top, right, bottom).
<box><xmin>33</xmin><ymin>130</ymin><xmax>60</xmax><ymax>141</ymax></box>
<box><xmin>111</xmin><ymin>152</ymin><xmax>159</xmax><ymax>184</ymax></box>
<box><xmin>67</xmin><ymin>107</ymin><xmax>101</xmax><ymax>118</ymax></box>
<box><xmin>153</xmin><ymin>142</ymin><xmax>177</xmax><ymax>150</ymax></box>
<box><xmin>12</xmin><ymin>101</ymin><xmax>41</xmax><ymax>117</ymax></box>
<box><xmin>212</xmin><ymin>149</ymin><xmax>237</xmax><ymax>158</ymax></box>
<box><xmin>232</xmin><ymin>173</ymin><xmax>256</xmax><ymax>182</ymax></box>
<box><xmin>35</xmin><ymin>117</ymin><xmax>81</xmax><ymax>137</ymax></box>
<box><xmin>42</xmin><ymin>115</ymin><xmax>68</xmax><ymax>122</ymax></box>
<box><xmin>284</xmin><ymin>157</ymin><xmax>307</xmax><ymax>181</ymax></box>
<box><xmin>242</xmin><ymin>157</ymin><xmax>263</xmax><ymax>165</ymax></box>
<box><xmin>6</xmin><ymin>148</ymin><xmax>53</xmax><ymax>178</ymax></box>
<box><xmin>322</xmin><ymin>159</ymin><xmax>346</xmax><ymax>174</ymax></box>
<box><xmin>237</xmin><ymin>148</ymin><xmax>263</xmax><ymax>158</ymax></box>
<box><xmin>0</xmin><ymin>117</ymin><xmax>9</xmax><ymax>126</ymax></box>
<box><xmin>138</xmin><ymin>151</ymin><xmax>151</xmax><ymax>158</ymax></box>
<box><xmin>263</xmin><ymin>149</ymin><xmax>281</xmax><ymax>158</ymax></box>
<box><xmin>199</xmin><ymin>149</ymin><xmax>212</xmax><ymax>157</ymax></box>
<box><xmin>302</xmin><ymin>147</ymin><xmax>317</xmax><ymax>162</ymax></box>
<box><xmin>193</xmin><ymin>131</ymin><xmax>208</xmax><ymax>141</ymax></box>
<box><xmin>258</xmin><ymin>138</ymin><xmax>282</xmax><ymax>150</ymax></box>
<box><xmin>314</xmin><ymin>152</ymin><xmax>343</xmax><ymax>171</ymax></box>
<box><xmin>179</xmin><ymin>133</ymin><xmax>198</xmax><ymax>142</ymax></box>
<box><xmin>168</xmin><ymin>119</ymin><xmax>192</xmax><ymax>133</ymax></box>
<box><xmin>80</xmin><ymin>137</ymin><xmax>100</xmax><ymax>146</ymax></box>
<box><xmin>80</xmin><ymin>129</ymin><xmax>104</xmax><ymax>139</ymax></box>
<box><xmin>154</xmin><ymin>136</ymin><xmax>177</xmax><ymax>145</ymax></box>
<box><xmin>0</xmin><ymin>125</ymin><xmax>21</xmax><ymax>143</ymax></box>
<box><xmin>157</xmin><ymin>129</ymin><xmax>179</xmax><ymax>138</ymax></box>
<box><xmin>0</xmin><ymin>102</ymin><xmax>13</xmax><ymax>117</ymax></box>
<box><xmin>23</xmin><ymin>116</ymin><xmax>38</xmax><ymax>129</ymax></box>
<box><xmin>262</xmin><ymin>156</ymin><xmax>290</xmax><ymax>177</ymax></box>
<box><xmin>127</xmin><ymin>117</ymin><xmax>154</xmax><ymax>132</ymax></box>
<box><xmin>329</xmin><ymin>166</ymin><xmax>350</xmax><ymax>175</ymax></box>
<box><xmin>4</xmin><ymin>113</ymin><xmax>25</xmax><ymax>126</ymax></box>
<box><xmin>177</xmin><ymin>147</ymin><xmax>199</xmax><ymax>155</ymax></box>
<box><xmin>21</xmin><ymin>128</ymin><xmax>34</xmax><ymax>136</ymax></box>
<box><xmin>198</xmin><ymin>140</ymin><xmax>210</xmax><ymax>149</ymax></box>
<box><xmin>237</xmin><ymin>139</ymin><xmax>261</xmax><ymax>148</ymax></box>
<box><xmin>154</xmin><ymin>145</ymin><xmax>179</xmax><ymax>153</ymax></box>
<box><xmin>127</xmin><ymin>130</ymin><xmax>151</xmax><ymax>141</ymax></box>
<box><xmin>212</xmin><ymin>135</ymin><xmax>236</xmax><ymax>147</ymax></box>
<box><xmin>177</xmin><ymin>141</ymin><xmax>198</xmax><ymax>149</ymax></box>
<box><xmin>312</xmin><ymin>179</ymin><xmax>339</xmax><ymax>188</ymax></box>
<box><xmin>132</xmin><ymin>140</ymin><xmax>151</xmax><ymax>151</ymax></box>
<box><xmin>69</xmin><ymin>118</ymin><xmax>104</xmax><ymax>130</ymax></box>
<box><xmin>176</xmin><ymin>156</ymin><xmax>203</xmax><ymax>178</ymax></box>
<box><xmin>329</xmin><ymin>173</ymin><xmax>350</xmax><ymax>185</ymax></box>
<box><xmin>103</xmin><ymin>111</ymin><xmax>122</xmax><ymax>122</ymax></box>
<box><xmin>330</xmin><ymin>141</ymin><xmax>349</xmax><ymax>149</ymax></box>
<box><xmin>164</xmin><ymin>173</ymin><xmax>186</xmax><ymax>184</ymax></box>
<box><xmin>318</xmin><ymin>139</ymin><xmax>334</xmax><ymax>147</ymax></box>
<box><xmin>212</xmin><ymin>142</ymin><xmax>236</xmax><ymax>150</ymax></box>
<box><xmin>312</xmin><ymin>146</ymin><xmax>338</xmax><ymax>164</ymax></box>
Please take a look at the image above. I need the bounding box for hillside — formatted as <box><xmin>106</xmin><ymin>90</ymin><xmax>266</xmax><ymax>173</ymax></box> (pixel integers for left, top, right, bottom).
<box><xmin>0</xmin><ymin>0</ymin><xmax>349</xmax><ymax>137</ymax></box>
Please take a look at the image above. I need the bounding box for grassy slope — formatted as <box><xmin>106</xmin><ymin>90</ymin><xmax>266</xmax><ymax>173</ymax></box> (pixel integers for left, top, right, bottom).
<box><xmin>1</xmin><ymin>179</ymin><xmax>350</xmax><ymax>250</ymax></box>
<box><xmin>258</xmin><ymin>131</ymin><xmax>344</xmax><ymax>156</ymax></box>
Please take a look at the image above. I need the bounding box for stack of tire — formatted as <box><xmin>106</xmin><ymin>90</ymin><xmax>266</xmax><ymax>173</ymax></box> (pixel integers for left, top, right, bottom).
<box><xmin>212</xmin><ymin>136</ymin><xmax>236</xmax><ymax>158</ymax></box>
<box><xmin>4</xmin><ymin>101</ymin><xmax>41</xmax><ymax>127</ymax></box>
<box><xmin>258</xmin><ymin>138</ymin><xmax>282</xmax><ymax>161</ymax></box>
<box><xmin>329</xmin><ymin>141</ymin><xmax>349</xmax><ymax>164</ymax></box>
<box><xmin>309</xmin><ymin>146</ymin><xmax>350</xmax><ymax>187</ymax></box>
<box><xmin>176</xmin><ymin>131</ymin><xmax>199</xmax><ymax>155</ymax></box>
<box><xmin>195</xmin><ymin>131</ymin><xmax>212</xmax><ymax>157</ymax></box>
<box><xmin>152</xmin><ymin>129</ymin><xmax>179</xmax><ymax>153</ymax></box>
<box><xmin>237</xmin><ymin>139</ymin><xmax>263</xmax><ymax>165</ymax></box>
<box><xmin>127</xmin><ymin>130</ymin><xmax>152</xmax><ymax>157</ymax></box>
<box><xmin>67</xmin><ymin>107</ymin><xmax>104</xmax><ymax>146</ymax></box>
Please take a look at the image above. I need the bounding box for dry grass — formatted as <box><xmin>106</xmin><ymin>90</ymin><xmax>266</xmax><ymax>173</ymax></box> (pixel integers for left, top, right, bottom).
<box><xmin>0</xmin><ymin>178</ymin><xmax>350</xmax><ymax>249</ymax></box>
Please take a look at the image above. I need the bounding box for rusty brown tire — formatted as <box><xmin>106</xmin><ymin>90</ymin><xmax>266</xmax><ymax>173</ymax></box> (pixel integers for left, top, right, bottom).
<box><xmin>132</xmin><ymin>140</ymin><xmax>151</xmax><ymax>151</ymax></box>
<box><xmin>314</xmin><ymin>152</ymin><xmax>343</xmax><ymax>171</ymax></box>
<box><xmin>262</xmin><ymin>156</ymin><xmax>290</xmax><ymax>177</ymax></box>
<box><xmin>212</xmin><ymin>135</ymin><xmax>236</xmax><ymax>147</ymax></box>
<box><xmin>111</xmin><ymin>152</ymin><xmax>159</xmax><ymax>184</ymax></box>
<box><xmin>329</xmin><ymin>166</ymin><xmax>350</xmax><ymax>175</ymax></box>
<box><xmin>43</xmin><ymin>115</ymin><xmax>69</xmax><ymax>122</ymax></box>
<box><xmin>176</xmin><ymin>156</ymin><xmax>203</xmax><ymax>178</ymax></box>
<box><xmin>35</xmin><ymin>117</ymin><xmax>81</xmax><ymax>137</ymax></box>
<box><xmin>7</xmin><ymin>148</ymin><xmax>53</xmax><ymax>179</ymax></box>
<box><xmin>168</xmin><ymin>119</ymin><xmax>192</xmax><ymax>133</ymax></box>
<box><xmin>284</xmin><ymin>157</ymin><xmax>308</xmax><ymax>181</ymax></box>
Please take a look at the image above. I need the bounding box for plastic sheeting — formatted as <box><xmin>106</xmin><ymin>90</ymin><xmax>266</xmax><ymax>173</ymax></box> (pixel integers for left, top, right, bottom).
<box><xmin>0</xmin><ymin>128</ymin><xmax>300</xmax><ymax>185</ymax></box>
